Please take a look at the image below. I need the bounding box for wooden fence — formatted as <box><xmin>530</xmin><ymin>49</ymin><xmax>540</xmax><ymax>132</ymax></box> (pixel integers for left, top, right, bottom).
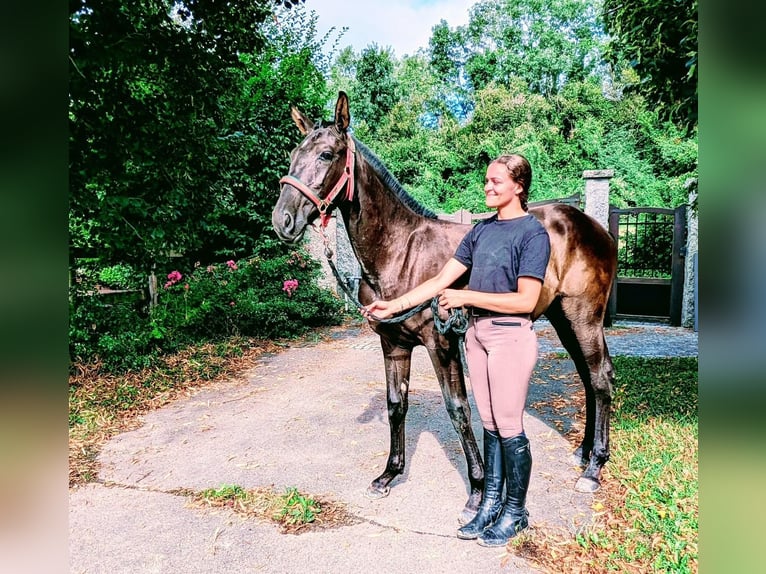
<box><xmin>436</xmin><ymin>193</ymin><xmax>582</xmax><ymax>224</ymax></box>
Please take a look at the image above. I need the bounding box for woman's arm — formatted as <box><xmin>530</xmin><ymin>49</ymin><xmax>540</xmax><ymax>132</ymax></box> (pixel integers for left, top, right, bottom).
<box><xmin>438</xmin><ymin>276</ymin><xmax>544</xmax><ymax>314</ymax></box>
<box><xmin>362</xmin><ymin>258</ymin><xmax>468</xmax><ymax>320</ymax></box>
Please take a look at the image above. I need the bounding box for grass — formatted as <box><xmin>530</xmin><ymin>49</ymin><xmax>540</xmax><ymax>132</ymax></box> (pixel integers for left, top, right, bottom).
<box><xmin>189</xmin><ymin>484</ymin><xmax>358</xmax><ymax>534</ymax></box>
<box><xmin>505</xmin><ymin>356</ymin><xmax>698</xmax><ymax>573</ymax></box>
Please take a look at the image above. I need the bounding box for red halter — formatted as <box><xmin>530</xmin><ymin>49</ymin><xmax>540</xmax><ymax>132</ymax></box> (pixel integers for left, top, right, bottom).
<box><xmin>279</xmin><ymin>135</ymin><xmax>356</xmax><ymax>228</ymax></box>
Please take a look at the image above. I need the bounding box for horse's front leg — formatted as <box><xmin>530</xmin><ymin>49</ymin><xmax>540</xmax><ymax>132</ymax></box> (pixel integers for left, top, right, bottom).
<box><xmin>427</xmin><ymin>344</ymin><xmax>483</xmax><ymax>525</ymax></box>
<box><xmin>366</xmin><ymin>340</ymin><xmax>413</xmax><ymax>498</ymax></box>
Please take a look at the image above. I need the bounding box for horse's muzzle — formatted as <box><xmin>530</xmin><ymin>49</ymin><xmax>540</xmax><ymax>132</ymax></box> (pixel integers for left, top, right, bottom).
<box><xmin>271</xmin><ymin>206</ymin><xmax>304</xmax><ymax>244</ymax></box>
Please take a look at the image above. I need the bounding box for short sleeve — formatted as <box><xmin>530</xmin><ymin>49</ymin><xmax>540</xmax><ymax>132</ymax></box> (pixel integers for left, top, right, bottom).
<box><xmin>453</xmin><ymin>228</ymin><xmax>475</xmax><ymax>268</ymax></box>
<box><xmin>517</xmin><ymin>230</ymin><xmax>551</xmax><ymax>281</ymax></box>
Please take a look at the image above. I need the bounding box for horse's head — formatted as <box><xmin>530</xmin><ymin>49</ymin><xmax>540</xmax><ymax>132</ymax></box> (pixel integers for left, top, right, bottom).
<box><xmin>272</xmin><ymin>91</ymin><xmax>356</xmax><ymax>244</ymax></box>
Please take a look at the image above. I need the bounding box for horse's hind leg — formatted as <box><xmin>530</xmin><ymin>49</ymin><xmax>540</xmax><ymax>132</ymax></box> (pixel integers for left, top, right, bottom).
<box><xmin>367</xmin><ymin>339</ymin><xmax>413</xmax><ymax>498</ymax></box>
<box><xmin>426</xmin><ymin>345</ymin><xmax>483</xmax><ymax>524</ymax></box>
<box><xmin>545</xmin><ymin>297</ymin><xmax>614</xmax><ymax>493</ymax></box>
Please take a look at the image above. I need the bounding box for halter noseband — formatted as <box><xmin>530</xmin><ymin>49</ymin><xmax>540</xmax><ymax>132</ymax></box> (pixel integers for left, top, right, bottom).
<box><xmin>279</xmin><ymin>135</ymin><xmax>356</xmax><ymax>228</ymax></box>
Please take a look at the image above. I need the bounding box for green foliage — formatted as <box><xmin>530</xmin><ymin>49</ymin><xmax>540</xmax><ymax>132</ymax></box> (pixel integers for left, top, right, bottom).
<box><xmin>428</xmin><ymin>19</ymin><xmax>462</xmax><ymax>84</ymax></box>
<box><xmin>70</xmin><ymin>0</ymin><xmax>270</xmax><ymax>268</ymax></box>
<box><xmin>323</xmin><ymin>0</ymin><xmax>697</xmax><ymax>214</ymax></box>
<box><xmin>69</xmin><ymin>0</ymin><xmax>336</xmax><ymax>270</ymax></box>
<box><xmin>191</xmin><ymin>484</ymin><xmax>326</xmax><ymax>529</ymax></box>
<box><xmin>98</xmin><ymin>263</ymin><xmax>140</xmax><ymax>290</ymax></box>
<box><xmin>355</xmin><ymin>74</ymin><xmax>696</xmax><ymax>213</ymax></box>
<box><xmin>459</xmin><ymin>0</ymin><xmax>607</xmax><ymax>95</ymax></box>
<box><xmin>612</xmin><ymin>356</ymin><xmax>698</xmax><ymax>422</ymax></box>
<box><xmin>69</xmin><ymin>244</ymin><xmax>345</xmax><ymax>374</ymax></box>
<box><xmin>274</xmin><ymin>487</ymin><xmax>320</xmax><ymax>525</ymax></box>
<box><xmin>349</xmin><ymin>44</ymin><xmax>400</xmax><ymax>131</ymax></box>
<box><xmin>603</xmin><ymin>0</ymin><xmax>698</xmax><ymax>134</ymax></box>
<box><xmin>199</xmin><ymin>484</ymin><xmax>249</xmax><ymax>501</ymax></box>
<box><xmin>69</xmin><ymin>293</ymin><xmax>158</xmax><ymax>373</ymax></box>
<box><xmin>69</xmin><ymin>1</ymin><xmax>350</xmax><ymax>375</ymax></box>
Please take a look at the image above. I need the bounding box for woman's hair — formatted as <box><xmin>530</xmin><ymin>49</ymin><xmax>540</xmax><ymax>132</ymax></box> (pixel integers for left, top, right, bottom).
<box><xmin>491</xmin><ymin>154</ymin><xmax>533</xmax><ymax>211</ymax></box>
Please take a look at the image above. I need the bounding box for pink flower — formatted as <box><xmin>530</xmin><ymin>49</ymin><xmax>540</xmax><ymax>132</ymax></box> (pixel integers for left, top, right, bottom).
<box><xmin>282</xmin><ymin>279</ymin><xmax>299</xmax><ymax>297</ymax></box>
<box><xmin>229</xmin><ymin>301</ymin><xmax>236</xmax><ymax>306</ymax></box>
<box><xmin>206</xmin><ymin>265</ymin><xmax>215</xmax><ymax>273</ymax></box>
<box><xmin>226</xmin><ymin>260</ymin><xmax>238</xmax><ymax>271</ymax></box>
<box><xmin>164</xmin><ymin>270</ymin><xmax>182</xmax><ymax>288</ymax></box>
<box><xmin>184</xmin><ymin>283</ymin><xmax>189</xmax><ymax>291</ymax></box>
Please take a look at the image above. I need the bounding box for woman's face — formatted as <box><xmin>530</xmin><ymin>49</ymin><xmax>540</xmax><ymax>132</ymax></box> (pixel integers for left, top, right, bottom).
<box><xmin>484</xmin><ymin>162</ymin><xmax>522</xmax><ymax>210</ymax></box>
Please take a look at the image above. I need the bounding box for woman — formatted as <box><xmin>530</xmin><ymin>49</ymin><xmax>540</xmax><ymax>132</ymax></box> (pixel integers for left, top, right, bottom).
<box><xmin>362</xmin><ymin>154</ymin><xmax>551</xmax><ymax>546</ymax></box>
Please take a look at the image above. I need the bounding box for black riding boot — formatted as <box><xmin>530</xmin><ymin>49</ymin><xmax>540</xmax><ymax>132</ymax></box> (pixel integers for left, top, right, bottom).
<box><xmin>457</xmin><ymin>429</ymin><xmax>504</xmax><ymax>539</ymax></box>
<box><xmin>478</xmin><ymin>434</ymin><xmax>531</xmax><ymax>547</ymax></box>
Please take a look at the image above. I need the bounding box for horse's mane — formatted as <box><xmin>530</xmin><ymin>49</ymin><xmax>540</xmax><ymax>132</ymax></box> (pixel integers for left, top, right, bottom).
<box><xmin>352</xmin><ymin>137</ymin><xmax>438</xmax><ymax>220</ymax></box>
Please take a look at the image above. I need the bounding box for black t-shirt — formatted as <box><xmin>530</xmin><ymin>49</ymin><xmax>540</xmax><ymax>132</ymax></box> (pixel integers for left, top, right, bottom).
<box><xmin>453</xmin><ymin>213</ymin><xmax>551</xmax><ymax>293</ymax></box>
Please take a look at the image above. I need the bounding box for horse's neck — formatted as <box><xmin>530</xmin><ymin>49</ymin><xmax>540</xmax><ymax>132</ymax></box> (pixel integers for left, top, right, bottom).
<box><xmin>339</xmin><ymin>161</ymin><xmax>422</xmax><ymax>284</ymax></box>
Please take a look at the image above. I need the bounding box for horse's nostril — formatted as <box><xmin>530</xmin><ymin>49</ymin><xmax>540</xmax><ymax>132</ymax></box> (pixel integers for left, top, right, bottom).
<box><xmin>283</xmin><ymin>212</ymin><xmax>294</xmax><ymax>232</ymax></box>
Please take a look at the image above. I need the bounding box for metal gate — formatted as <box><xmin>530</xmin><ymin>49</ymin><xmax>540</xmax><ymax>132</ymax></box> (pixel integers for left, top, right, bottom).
<box><xmin>608</xmin><ymin>205</ymin><xmax>687</xmax><ymax>325</ymax></box>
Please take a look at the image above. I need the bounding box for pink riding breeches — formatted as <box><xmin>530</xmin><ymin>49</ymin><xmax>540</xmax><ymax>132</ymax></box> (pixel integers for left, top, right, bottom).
<box><xmin>464</xmin><ymin>316</ymin><xmax>538</xmax><ymax>438</ymax></box>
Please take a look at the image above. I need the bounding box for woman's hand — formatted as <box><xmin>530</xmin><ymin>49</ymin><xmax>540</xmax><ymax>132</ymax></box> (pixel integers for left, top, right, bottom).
<box><xmin>361</xmin><ymin>300</ymin><xmax>395</xmax><ymax>321</ymax></box>
<box><xmin>438</xmin><ymin>288</ymin><xmax>468</xmax><ymax>310</ymax></box>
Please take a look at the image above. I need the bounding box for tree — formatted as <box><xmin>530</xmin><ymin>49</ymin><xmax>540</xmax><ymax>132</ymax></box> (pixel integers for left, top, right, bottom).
<box><xmin>327</xmin><ymin>46</ymin><xmax>357</xmax><ymax>102</ymax></box>
<box><xmin>429</xmin><ymin>19</ymin><xmax>462</xmax><ymax>84</ymax></box>
<box><xmin>602</xmin><ymin>0</ymin><xmax>698</xmax><ymax>133</ymax></box>
<box><xmin>349</xmin><ymin>44</ymin><xmax>399</xmax><ymax>130</ymax></box>
<box><xmin>69</xmin><ymin>0</ymin><xmax>328</xmax><ymax>271</ymax></box>
<box><xmin>427</xmin><ymin>20</ymin><xmax>473</xmax><ymax>123</ymax></box>
<box><xmin>458</xmin><ymin>0</ymin><xmax>606</xmax><ymax>95</ymax></box>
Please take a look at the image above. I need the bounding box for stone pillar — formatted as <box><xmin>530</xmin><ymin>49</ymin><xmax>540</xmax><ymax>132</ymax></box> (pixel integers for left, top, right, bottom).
<box><xmin>304</xmin><ymin>213</ymin><xmax>362</xmax><ymax>306</ymax></box>
<box><xmin>682</xmin><ymin>188</ymin><xmax>698</xmax><ymax>330</ymax></box>
<box><xmin>336</xmin><ymin>216</ymin><xmax>362</xmax><ymax>307</ymax></box>
<box><xmin>304</xmin><ymin>215</ymin><xmax>337</xmax><ymax>292</ymax></box>
<box><xmin>582</xmin><ymin>170</ymin><xmax>613</xmax><ymax>230</ymax></box>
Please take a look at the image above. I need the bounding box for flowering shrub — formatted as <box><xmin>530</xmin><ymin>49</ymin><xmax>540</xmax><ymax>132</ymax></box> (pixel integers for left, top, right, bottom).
<box><xmin>282</xmin><ymin>279</ymin><xmax>299</xmax><ymax>297</ymax></box>
<box><xmin>69</xmin><ymin>242</ymin><xmax>346</xmax><ymax>373</ymax></box>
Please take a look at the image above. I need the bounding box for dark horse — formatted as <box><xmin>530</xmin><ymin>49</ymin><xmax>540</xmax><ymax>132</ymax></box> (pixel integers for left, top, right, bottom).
<box><xmin>272</xmin><ymin>92</ymin><xmax>616</xmax><ymax>522</ymax></box>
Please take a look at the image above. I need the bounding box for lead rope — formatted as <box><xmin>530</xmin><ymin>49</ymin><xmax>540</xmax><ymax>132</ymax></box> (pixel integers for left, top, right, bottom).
<box><xmin>319</xmin><ymin>226</ymin><xmax>470</xmax><ymax>374</ymax></box>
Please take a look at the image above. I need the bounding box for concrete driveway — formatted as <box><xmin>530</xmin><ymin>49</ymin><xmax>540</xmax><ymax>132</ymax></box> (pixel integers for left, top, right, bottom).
<box><xmin>69</xmin><ymin>320</ymin><xmax>697</xmax><ymax>573</ymax></box>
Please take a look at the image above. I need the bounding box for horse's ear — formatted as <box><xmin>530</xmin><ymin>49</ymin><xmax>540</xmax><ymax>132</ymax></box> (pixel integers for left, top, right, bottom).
<box><xmin>290</xmin><ymin>106</ymin><xmax>314</xmax><ymax>135</ymax></box>
<box><xmin>334</xmin><ymin>91</ymin><xmax>350</xmax><ymax>133</ymax></box>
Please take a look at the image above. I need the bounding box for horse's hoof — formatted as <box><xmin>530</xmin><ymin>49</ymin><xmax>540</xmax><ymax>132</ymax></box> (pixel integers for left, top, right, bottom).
<box><xmin>457</xmin><ymin>507</ymin><xmax>478</xmax><ymax>526</ymax></box>
<box><xmin>575</xmin><ymin>476</ymin><xmax>601</xmax><ymax>493</ymax></box>
<box><xmin>365</xmin><ymin>484</ymin><xmax>390</xmax><ymax>499</ymax></box>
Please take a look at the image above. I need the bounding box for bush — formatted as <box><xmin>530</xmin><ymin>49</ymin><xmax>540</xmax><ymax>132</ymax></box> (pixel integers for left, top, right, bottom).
<box><xmin>98</xmin><ymin>263</ymin><xmax>140</xmax><ymax>290</ymax></box>
<box><xmin>69</xmin><ymin>243</ymin><xmax>347</xmax><ymax>373</ymax></box>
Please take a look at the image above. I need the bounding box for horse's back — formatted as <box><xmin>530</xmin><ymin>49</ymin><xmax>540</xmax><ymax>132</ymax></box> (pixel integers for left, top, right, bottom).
<box><xmin>530</xmin><ymin>203</ymin><xmax>616</xmax><ymax>309</ymax></box>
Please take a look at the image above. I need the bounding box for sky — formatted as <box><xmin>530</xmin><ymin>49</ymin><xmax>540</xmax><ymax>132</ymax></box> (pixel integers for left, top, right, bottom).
<box><xmin>300</xmin><ymin>0</ymin><xmax>476</xmax><ymax>58</ymax></box>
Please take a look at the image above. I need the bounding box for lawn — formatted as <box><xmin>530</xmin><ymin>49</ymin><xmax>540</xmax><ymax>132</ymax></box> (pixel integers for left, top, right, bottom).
<box><xmin>507</xmin><ymin>356</ymin><xmax>698</xmax><ymax>573</ymax></box>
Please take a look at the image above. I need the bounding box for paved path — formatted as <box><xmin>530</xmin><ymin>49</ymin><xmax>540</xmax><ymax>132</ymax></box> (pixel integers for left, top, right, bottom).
<box><xmin>69</xmin><ymin>320</ymin><xmax>696</xmax><ymax>574</ymax></box>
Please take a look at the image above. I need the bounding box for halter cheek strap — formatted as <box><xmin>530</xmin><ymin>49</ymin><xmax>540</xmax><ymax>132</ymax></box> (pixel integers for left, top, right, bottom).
<box><xmin>279</xmin><ymin>136</ymin><xmax>356</xmax><ymax>228</ymax></box>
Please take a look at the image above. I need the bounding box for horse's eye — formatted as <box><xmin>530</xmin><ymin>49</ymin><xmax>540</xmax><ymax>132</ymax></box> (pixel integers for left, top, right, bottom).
<box><xmin>318</xmin><ymin>151</ymin><xmax>334</xmax><ymax>162</ymax></box>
